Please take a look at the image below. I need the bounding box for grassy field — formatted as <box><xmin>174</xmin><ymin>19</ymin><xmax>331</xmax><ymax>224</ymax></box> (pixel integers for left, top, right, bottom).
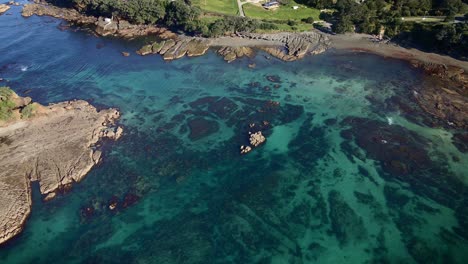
<box><xmin>243</xmin><ymin>1</ymin><xmax>320</xmax><ymax>21</ymax></box>
<box><xmin>193</xmin><ymin>0</ymin><xmax>239</xmax><ymax>16</ymax></box>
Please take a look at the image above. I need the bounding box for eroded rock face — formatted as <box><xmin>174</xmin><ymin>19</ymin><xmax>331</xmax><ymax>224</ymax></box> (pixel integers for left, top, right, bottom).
<box><xmin>0</xmin><ymin>92</ymin><xmax>122</xmax><ymax>245</ymax></box>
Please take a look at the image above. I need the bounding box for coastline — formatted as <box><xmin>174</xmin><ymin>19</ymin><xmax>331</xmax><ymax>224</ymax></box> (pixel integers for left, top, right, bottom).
<box><xmin>0</xmin><ymin>89</ymin><xmax>123</xmax><ymax>245</ymax></box>
<box><xmin>20</xmin><ymin>2</ymin><xmax>468</xmax><ymax>70</ymax></box>
<box><xmin>329</xmin><ymin>33</ymin><xmax>468</xmax><ymax>72</ymax></box>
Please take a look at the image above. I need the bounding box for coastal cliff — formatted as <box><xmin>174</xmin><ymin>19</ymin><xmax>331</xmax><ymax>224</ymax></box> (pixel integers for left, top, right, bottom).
<box><xmin>0</xmin><ymin>87</ymin><xmax>122</xmax><ymax>245</ymax></box>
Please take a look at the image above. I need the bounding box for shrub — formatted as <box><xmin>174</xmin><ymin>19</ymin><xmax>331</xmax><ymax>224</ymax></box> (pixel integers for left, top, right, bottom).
<box><xmin>302</xmin><ymin>16</ymin><xmax>314</xmax><ymax>24</ymax></box>
<box><xmin>0</xmin><ymin>87</ymin><xmax>16</xmax><ymax>121</ymax></box>
<box><xmin>21</xmin><ymin>104</ymin><xmax>37</xmax><ymax>119</ymax></box>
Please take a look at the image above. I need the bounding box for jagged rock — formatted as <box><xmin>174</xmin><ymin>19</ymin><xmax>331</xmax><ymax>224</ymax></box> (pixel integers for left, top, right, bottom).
<box><xmin>240</xmin><ymin>145</ymin><xmax>252</xmax><ymax>154</ymax></box>
<box><xmin>95</xmin><ymin>17</ymin><xmax>118</xmax><ymax>36</ymax></box>
<box><xmin>0</xmin><ymin>4</ymin><xmax>10</xmax><ymax>14</ymax></box>
<box><xmin>217</xmin><ymin>46</ymin><xmax>255</xmax><ymax>62</ymax></box>
<box><xmin>151</xmin><ymin>41</ymin><xmax>166</xmax><ymax>54</ymax></box>
<box><xmin>163</xmin><ymin>39</ymin><xmax>187</xmax><ymax>60</ymax></box>
<box><xmin>249</xmin><ymin>131</ymin><xmax>265</xmax><ymax>147</ymax></box>
<box><xmin>186</xmin><ymin>39</ymin><xmax>209</xmax><ymax>57</ymax></box>
<box><xmin>159</xmin><ymin>39</ymin><xmax>176</xmax><ymax>55</ymax></box>
<box><xmin>237</xmin><ymin>31</ymin><xmax>330</xmax><ymax>61</ymax></box>
<box><xmin>137</xmin><ymin>44</ymin><xmax>153</xmax><ymax>56</ymax></box>
<box><xmin>0</xmin><ymin>90</ymin><xmax>122</xmax><ymax>245</ymax></box>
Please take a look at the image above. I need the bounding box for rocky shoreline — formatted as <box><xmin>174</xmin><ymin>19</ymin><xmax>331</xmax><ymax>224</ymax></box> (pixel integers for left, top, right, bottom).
<box><xmin>16</xmin><ymin>0</ymin><xmax>468</xmax><ymax>154</ymax></box>
<box><xmin>22</xmin><ymin>2</ymin><xmax>175</xmax><ymax>39</ymax></box>
<box><xmin>0</xmin><ymin>88</ymin><xmax>122</xmax><ymax>245</ymax></box>
<box><xmin>136</xmin><ymin>31</ymin><xmax>331</xmax><ymax>62</ymax></box>
<box><xmin>21</xmin><ymin>2</ymin><xmax>331</xmax><ymax>62</ymax></box>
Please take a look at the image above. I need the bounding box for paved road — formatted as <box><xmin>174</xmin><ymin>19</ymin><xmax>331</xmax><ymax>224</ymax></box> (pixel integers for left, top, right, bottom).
<box><xmin>237</xmin><ymin>0</ymin><xmax>245</xmax><ymax>17</ymax></box>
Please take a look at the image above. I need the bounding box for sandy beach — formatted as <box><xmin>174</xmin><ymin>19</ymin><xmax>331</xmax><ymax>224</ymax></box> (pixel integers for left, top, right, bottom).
<box><xmin>329</xmin><ymin>33</ymin><xmax>468</xmax><ymax>71</ymax></box>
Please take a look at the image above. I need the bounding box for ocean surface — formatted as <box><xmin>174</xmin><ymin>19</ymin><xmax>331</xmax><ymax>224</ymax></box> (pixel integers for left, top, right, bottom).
<box><xmin>1</xmin><ymin>3</ymin><xmax>467</xmax><ymax>264</ymax></box>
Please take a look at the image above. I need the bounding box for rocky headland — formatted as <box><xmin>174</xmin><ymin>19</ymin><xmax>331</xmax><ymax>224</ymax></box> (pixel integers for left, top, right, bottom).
<box><xmin>0</xmin><ymin>87</ymin><xmax>122</xmax><ymax>245</ymax></box>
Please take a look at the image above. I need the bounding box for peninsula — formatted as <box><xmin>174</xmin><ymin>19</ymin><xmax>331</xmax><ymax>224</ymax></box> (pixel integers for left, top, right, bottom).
<box><xmin>0</xmin><ymin>87</ymin><xmax>122</xmax><ymax>245</ymax></box>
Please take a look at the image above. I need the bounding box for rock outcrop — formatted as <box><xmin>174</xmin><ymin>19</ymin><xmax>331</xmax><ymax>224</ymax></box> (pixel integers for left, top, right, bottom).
<box><xmin>249</xmin><ymin>131</ymin><xmax>266</xmax><ymax>147</ymax></box>
<box><xmin>240</xmin><ymin>131</ymin><xmax>266</xmax><ymax>154</ymax></box>
<box><xmin>22</xmin><ymin>3</ymin><xmax>174</xmax><ymax>39</ymax></box>
<box><xmin>217</xmin><ymin>46</ymin><xmax>255</xmax><ymax>62</ymax></box>
<box><xmin>0</xmin><ymin>4</ymin><xmax>11</xmax><ymax>15</ymax></box>
<box><xmin>22</xmin><ymin>3</ymin><xmax>97</xmax><ymax>24</ymax></box>
<box><xmin>137</xmin><ymin>38</ymin><xmax>210</xmax><ymax>60</ymax></box>
<box><xmin>238</xmin><ymin>32</ymin><xmax>331</xmax><ymax>61</ymax></box>
<box><xmin>0</xmin><ymin>88</ymin><xmax>122</xmax><ymax>245</ymax></box>
<box><xmin>138</xmin><ymin>32</ymin><xmax>330</xmax><ymax>62</ymax></box>
<box><xmin>409</xmin><ymin>60</ymin><xmax>468</xmax><ymax>129</ymax></box>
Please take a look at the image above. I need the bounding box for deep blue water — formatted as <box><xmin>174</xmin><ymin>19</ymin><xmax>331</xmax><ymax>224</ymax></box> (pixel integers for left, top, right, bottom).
<box><xmin>1</xmin><ymin>3</ymin><xmax>468</xmax><ymax>263</ymax></box>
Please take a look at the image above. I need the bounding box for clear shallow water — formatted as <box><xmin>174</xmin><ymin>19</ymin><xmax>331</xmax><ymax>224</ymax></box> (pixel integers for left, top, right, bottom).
<box><xmin>1</xmin><ymin>5</ymin><xmax>468</xmax><ymax>264</ymax></box>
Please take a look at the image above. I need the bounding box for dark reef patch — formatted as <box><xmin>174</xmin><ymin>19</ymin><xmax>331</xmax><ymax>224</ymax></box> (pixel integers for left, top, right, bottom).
<box><xmin>187</xmin><ymin>117</ymin><xmax>220</xmax><ymax>141</ymax></box>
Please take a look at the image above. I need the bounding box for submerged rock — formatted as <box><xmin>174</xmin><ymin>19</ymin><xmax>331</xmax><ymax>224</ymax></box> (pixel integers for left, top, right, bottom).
<box><xmin>328</xmin><ymin>190</ymin><xmax>367</xmax><ymax>245</ymax></box>
<box><xmin>0</xmin><ymin>88</ymin><xmax>122</xmax><ymax>245</ymax></box>
<box><xmin>187</xmin><ymin>117</ymin><xmax>219</xmax><ymax>141</ymax></box>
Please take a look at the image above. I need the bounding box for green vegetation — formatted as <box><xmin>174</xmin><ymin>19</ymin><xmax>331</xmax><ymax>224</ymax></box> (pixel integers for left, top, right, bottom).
<box><xmin>193</xmin><ymin>0</ymin><xmax>239</xmax><ymax>15</ymax></box>
<box><xmin>46</xmin><ymin>0</ymin><xmax>468</xmax><ymax>57</ymax></box>
<box><xmin>243</xmin><ymin>2</ymin><xmax>320</xmax><ymax>21</ymax></box>
<box><xmin>297</xmin><ymin>0</ymin><xmax>468</xmax><ymax>58</ymax></box>
<box><xmin>21</xmin><ymin>104</ymin><xmax>37</xmax><ymax>119</ymax></box>
<box><xmin>396</xmin><ymin>22</ymin><xmax>468</xmax><ymax>59</ymax></box>
<box><xmin>241</xmin><ymin>1</ymin><xmax>319</xmax><ymax>32</ymax></box>
<box><xmin>0</xmin><ymin>87</ymin><xmax>16</xmax><ymax>121</ymax></box>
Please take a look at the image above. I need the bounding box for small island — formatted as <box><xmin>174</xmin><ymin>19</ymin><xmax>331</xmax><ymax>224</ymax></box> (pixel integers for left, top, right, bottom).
<box><xmin>0</xmin><ymin>87</ymin><xmax>122</xmax><ymax>245</ymax></box>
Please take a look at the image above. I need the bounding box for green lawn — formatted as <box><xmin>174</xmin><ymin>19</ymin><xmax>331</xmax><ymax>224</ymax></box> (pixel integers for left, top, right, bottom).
<box><xmin>193</xmin><ymin>0</ymin><xmax>239</xmax><ymax>16</ymax></box>
<box><xmin>243</xmin><ymin>2</ymin><xmax>320</xmax><ymax>21</ymax></box>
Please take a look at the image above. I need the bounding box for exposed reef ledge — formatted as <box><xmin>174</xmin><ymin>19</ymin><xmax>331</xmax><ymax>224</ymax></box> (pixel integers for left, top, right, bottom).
<box><xmin>137</xmin><ymin>31</ymin><xmax>331</xmax><ymax>62</ymax></box>
<box><xmin>0</xmin><ymin>88</ymin><xmax>122</xmax><ymax>245</ymax></box>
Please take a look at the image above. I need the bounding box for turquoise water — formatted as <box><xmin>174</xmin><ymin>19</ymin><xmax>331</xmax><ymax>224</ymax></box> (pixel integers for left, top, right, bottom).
<box><xmin>1</xmin><ymin>4</ymin><xmax>468</xmax><ymax>263</ymax></box>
